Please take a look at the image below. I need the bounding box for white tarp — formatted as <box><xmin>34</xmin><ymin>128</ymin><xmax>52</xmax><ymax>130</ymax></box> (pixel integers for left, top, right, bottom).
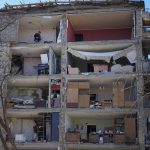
<box><xmin>111</xmin><ymin>64</ymin><xmax>134</xmax><ymax>73</ymax></box>
<box><xmin>49</xmin><ymin>47</ymin><xmax>57</xmax><ymax>74</ymax></box>
<box><xmin>57</xmin><ymin>20</ymin><xmax>63</xmax><ymax>43</ymax></box>
<box><xmin>40</xmin><ymin>54</ymin><xmax>48</xmax><ymax>64</ymax></box>
<box><xmin>68</xmin><ymin>45</ymin><xmax>136</xmax><ymax>63</ymax></box>
<box><xmin>126</xmin><ymin>50</ymin><xmax>136</xmax><ymax>63</ymax></box>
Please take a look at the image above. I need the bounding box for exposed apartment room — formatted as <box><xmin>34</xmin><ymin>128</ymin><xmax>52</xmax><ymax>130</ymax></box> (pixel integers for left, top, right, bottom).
<box><xmin>67</xmin><ymin>11</ymin><xmax>133</xmax><ymax>42</ymax></box>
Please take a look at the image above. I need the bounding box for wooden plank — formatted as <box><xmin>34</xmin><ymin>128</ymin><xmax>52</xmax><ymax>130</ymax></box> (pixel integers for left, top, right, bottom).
<box><xmin>118</xmin><ymin>81</ymin><xmax>124</xmax><ymax>107</ymax></box>
<box><xmin>113</xmin><ymin>82</ymin><xmax>118</xmax><ymax>107</ymax></box>
<box><xmin>78</xmin><ymin>95</ymin><xmax>90</xmax><ymax>108</ymax></box>
<box><xmin>67</xmin><ymin>88</ymin><xmax>78</xmax><ymax>103</ymax></box>
<box><xmin>125</xmin><ymin>118</ymin><xmax>136</xmax><ymax>143</ymax></box>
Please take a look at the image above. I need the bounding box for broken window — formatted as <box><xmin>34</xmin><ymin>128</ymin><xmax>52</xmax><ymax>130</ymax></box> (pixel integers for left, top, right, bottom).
<box><xmin>74</xmin><ymin>33</ymin><xmax>83</xmax><ymax>42</ymax></box>
<box><xmin>11</xmin><ymin>55</ymin><xmax>23</xmax><ymax>75</ymax></box>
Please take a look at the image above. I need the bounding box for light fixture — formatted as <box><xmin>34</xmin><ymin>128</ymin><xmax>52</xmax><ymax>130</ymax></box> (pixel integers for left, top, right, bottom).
<box><xmin>42</xmin><ymin>16</ymin><xmax>52</xmax><ymax>19</ymax></box>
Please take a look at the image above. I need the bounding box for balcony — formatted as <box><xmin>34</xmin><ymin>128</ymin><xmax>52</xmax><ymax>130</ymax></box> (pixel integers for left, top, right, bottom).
<box><xmin>66</xmin><ymin>77</ymin><xmax>137</xmax><ymax>109</ymax></box>
<box><xmin>10</xmin><ymin>44</ymin><xmax>61</xmax><ymax>76</ymax></box>
<box><xmin>65</xmin><ymin>112</ymin><xmax>137</xmax><ymax>147</ymax></box>
<box><xmin>143</xmin><ymin>27</ymin><xmax>150</xmax><ymax>39</ymax></box>
<box><xmin>67</xmin><ymin>44</ymin><xmax>136</xmax><ymax>75</ymax></box>
<box><xmin>6</xmin><ymin>86</ymin><xmax>49</xmax><ymax>109</ymax></box>
<box><xmin>18</xmin><ymin>15</ymin><xmax>62</xmax><ymax>44</ymax></box>
<box><xmin>67</xmin><ymin>12</ymin><xmax>133</xmax><ymax>42</ymax></box>
<box><xmin>8</xmin><ymin>112</ymin><xmax>59</xmax><ymax>145</ymax></box>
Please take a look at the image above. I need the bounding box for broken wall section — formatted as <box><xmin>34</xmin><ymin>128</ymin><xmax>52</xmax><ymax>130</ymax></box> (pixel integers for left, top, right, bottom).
<box><xmin>0</xmin><ymin>42</ymin><xmax>11</xmax><ymax>108</ymax></box>
<box><xmin>0</xmin><ymin>14</ymin><xmax>19</xmax><ymax>42</ymax></box>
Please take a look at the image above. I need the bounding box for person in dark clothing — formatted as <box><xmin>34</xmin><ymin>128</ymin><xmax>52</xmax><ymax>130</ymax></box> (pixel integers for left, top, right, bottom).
<box><xmin>34</xmin><ymin>31</ymin><xmax>41</xmax><ymax>42</ymax></box>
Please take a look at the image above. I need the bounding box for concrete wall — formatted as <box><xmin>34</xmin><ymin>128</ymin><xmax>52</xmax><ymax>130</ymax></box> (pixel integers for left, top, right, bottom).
<box><xmin>65</xmin><ymin>115</ymin><xmax>73</xmax><ymax>132</ymax></box>
<box><xmin>18</xmin><ymin>28</ymin><xmax>56</xmax><ymax>43</ymax></box>
<box><xmin>67</xmin><ymin>20</ymin><xmax>132</xmax><ymax>42</ymax></box>
<box><xmin>67</xmin><ymin>20</ymin><xmax>75</xmax><ymax>42</ymax></box>
<box><xmin>7</xmin><ymin>88</ymin><xmax>42</xmax><ymax>101</ymax></box>
<box><xmin>0</xmin><ymin>15</ymin><xmax>19</xmax><ymax>42</ymax></box>
<box><xmin>0</xmin><ymin>43</ymin><xmax>10</xmax><ymax>107</ymax></box>
<box><xmin>70</xmin><ymin>117</ymin><xmax>114</xmax><ymax>133</ymax></box>
<box><xmin>10</xmin><ymin>118</ymin><xmax>36</xmax><ymax>142</ymax></box>
<box><xmin>23</xmin><ymin>57</ymin><xmax>41</xmax><ymax>76</ymax></box>
<box><xmin>74</xmin><ymin>28</ymin><xmax>132</xmax><ymax>41</ymax></box>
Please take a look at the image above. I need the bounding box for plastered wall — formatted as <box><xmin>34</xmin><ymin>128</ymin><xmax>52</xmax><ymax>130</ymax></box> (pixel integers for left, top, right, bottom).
<box><xmin>18</xmin><ymin>28</ymin><xmax>56</xmax><ymax>43</ymax></box>
<box><xmin>70</xmin><ymin>117</ymin><xmax>114</xmax><ymax>132</ymax></box>
<box><xmin>10</xmin><ymin>118</ymin><xmax>36</xmax><ymax>142</ymax></box>
<box><xmin>0</xmin><ymin>15</ymin><xmax>19</xmax><ymax>42</ymax></box>
<box><xmin>23</xmin><ymin>57</ymin><xmax>41</xmax><ymax>76</ymax></box>
<box><xmin>7</xmin><ymin>87</ymin><xmax>42</xmax><ymax>101</ymax></box>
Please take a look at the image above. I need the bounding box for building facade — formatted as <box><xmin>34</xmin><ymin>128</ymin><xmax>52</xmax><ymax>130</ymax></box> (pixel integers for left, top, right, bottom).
<box><xmin>0</xmin><ymin>0</ymin><xmax>150</xmax><ymax>150</ymax></box>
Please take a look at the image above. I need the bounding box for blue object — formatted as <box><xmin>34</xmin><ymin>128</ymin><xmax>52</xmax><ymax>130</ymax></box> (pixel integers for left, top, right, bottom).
<box><xmin>33</xmin><ymin>64</ymin><xmax>49</xmax><ymax>75</ymax></box>
<box><xmin>51</xmin><ymin>112</ymin><xmax>59</xmax><ymax>141</ymax></box>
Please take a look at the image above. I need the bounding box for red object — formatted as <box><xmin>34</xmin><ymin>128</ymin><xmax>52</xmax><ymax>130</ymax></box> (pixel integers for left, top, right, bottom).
<box><xmin>67</xmin><ymin>20</ymin><xmax>75</xmax><ymax>42</ymax></box>
<box><xmin>67</xmin><ymin>20</ymin><xmax>132</xmax><ymax>42</ymax></box>
<box><xmin>51</xmin><ymin>84</ymin><xmax>60</xmax><ymax>91</ymax></box>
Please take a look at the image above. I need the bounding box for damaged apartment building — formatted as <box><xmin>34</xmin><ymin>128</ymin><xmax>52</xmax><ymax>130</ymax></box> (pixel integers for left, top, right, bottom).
<box><xmin>0</xmin><ymin>0</ymin><xmax>150</xmax><ymax>150</ymax></box>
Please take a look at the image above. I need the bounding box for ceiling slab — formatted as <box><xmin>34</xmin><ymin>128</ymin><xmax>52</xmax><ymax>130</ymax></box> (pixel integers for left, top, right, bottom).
<box><xmin>68</xmin><ymin>43</ymin><xmax>133</xmax><ymax>52</ymax></box>
<box><xmin>19</xmin><ymin>15</ymin><xmax>62</xmax><ymax>30</ymax></box>
<box><xmin>11</xmin><ymin>43</ymin><xmax>61</xmax><ymax>57</ymax></box>
<box><xmin>68</xmin><ymin>12</ymin><xmax>133</xmax><ymax>30</ymax></box>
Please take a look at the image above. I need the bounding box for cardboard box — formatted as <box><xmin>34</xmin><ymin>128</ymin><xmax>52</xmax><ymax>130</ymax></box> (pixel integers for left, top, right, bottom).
<box><xmin>89</xmin><ymin>133</ymin><xmax>99</xmax><ymax>143</ymax></box>
<box><xmin>125</xmin><ymin>118</ymin><xmax>136</xmax><ymax>143</ymax></box>
<box><xmin>68</xmin><ymin>67</ymin><xmax>79</xmax><ymax>75</ymax></box>
<box><xmin>78</xmin><ymin>82</ymin><xmax>90</xmax><ymax>89</ymax></box>
<box><xmin>79</xmin><ymin>89</ymin><xmax>89</xmax><ymax>95</ymax></box>
<box><xmin>101</xmin><ymin>100</ymin><xmax>112</xmax><ymax>108</ymax></box>
<box><xmin>78</xmin><ymin>95</ymin><xmax>90</xmax><ymax>108</ymax></box>
<box><xmin>93</xmin><ymin>64</ymin><xmax>108</xmax><ymax>73</ymax></box>
<box><xmin>66</xmin><ymin>103</ymin><xmax>78</xmax><ymax>108</ymax></box>
<box><xmin>81</xmin><ymin>133</ymin><xmax>87</xmax><ymax>140</ymax></box>
<box><xmin>113</xmin><ymin>82</ymin><xmax>124</xmax><ymax>108</ymax></box>
<box><xmin>125</xmin><ymin>101</ymin><xmax>136</xmax><ymax>108</ymax></box>
<box><xmin>114</xmin><ymin>134</ymin><xmax>125</xmax><ymax>144</ymax></box>
<box><xmin>103</xmin><ymin>134</ymin><xmax>113</xmax><ymax>143</ymax></box>
<box><xmin>5</xmin><ymin>101</ymin><xmax>14</xmax><ymax>108</ymax></box>
<box><xmin>67</xmin><ymin>88</ymin><xmax>78</xmax><ymax>103</ymax></box>
<box><xmin>66</xmin><ymin>132</ymin><xmax>80</xmax><ymax>143</ymax></box>
<box><xmin>99</xmin><ymin>64</ymin><xmax>108</xmax><ymax>71</ymax></box>
<box><xmin>93</xmin><ymin>64</ymin><xmax>100</xmax><ymax>73</ymax></box>
<box><xmin>68</xmin><ymin>82</ymin><xmax>78</xmax><ymax>88</ymax></box>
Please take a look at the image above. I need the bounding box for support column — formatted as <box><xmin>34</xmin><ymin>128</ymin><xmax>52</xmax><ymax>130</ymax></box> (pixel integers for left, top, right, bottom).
<box><xmin>135</xmin><ymin>9</ymin><xmax>145</xmax><ymax>150</ymax></box>
<box><xmin>136</xmin><ymin>41</ymin><xmax>145</xmax><ymax>150</ymax></box>
<box><xmin>59</xmin><ymin>15</ymin><xmax>68</xmax><ymax>150</ymax></box>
